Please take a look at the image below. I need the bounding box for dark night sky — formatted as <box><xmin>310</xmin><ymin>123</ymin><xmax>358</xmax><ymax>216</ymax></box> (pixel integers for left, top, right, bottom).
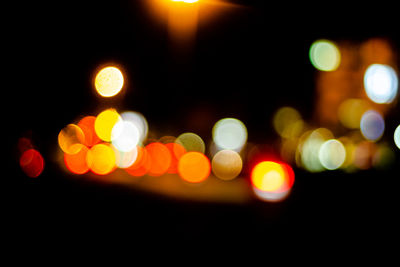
<box><xmin>5</xmin><ymin>0</ymin><xmax>400</xmax><ymax>249</ymax></box>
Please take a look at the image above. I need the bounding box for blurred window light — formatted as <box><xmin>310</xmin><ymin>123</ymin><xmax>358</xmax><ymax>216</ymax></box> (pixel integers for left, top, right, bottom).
<box><xmin>309</xmin><ymin>39</ymin><xmax>341</xmax><ymax>71</ymax></box>
<box><xmin>64</xmin><ymin>144</ymin><xmax>89</xmax><ymax>174</ymax></box>
<box><xmin>94</xmin><ymin>109</ymin><xmax>122</xmax><ymax>142</ymax></box>
<box><xmin>338</xmin><ymin>99</ymin><xmax>370</xmax><ymax>129</ymax></box>
<box><xmin>58</xmin><ymin>124</ymin><xmax>85</xmax><ymax>155</ymax></box>
<box><xmin>111</xmin><ymin>121</ymin><xmax>140</xmax><ymax>152</ymax></box>
<box><xmin>178</xmin><ymin>151</ymin><xmax>210</xmax><ymax>183</ymax></box>
<box><xmin>94</xmin><ymin>66</ymin><xmax>124</xmax><ymax>97</ymax></box>
<box><xmin>20</xmin><ymin>149</ymin><xmax>44</xmax><ymax>178</ymax></box>
<box><xmin>86</xmin><ymin>143</ymin><xmax>116</xmax><ymax>175</ymax></box>
<box><xmin>318</xmin><ymin>139</ymin><xmax>346</xmax><ymax>170</ymax></box>
<box><xmin>211</xmin><ymin>150</ymin><xmax>243</xmax><ymax>181</ymax></box>
<box><xmin>394</xmin><ymin>124</ymin><xmax>400</xmax><ymax>149</ymax></box>
<box><xmin>360</xmin><ymin>110</ymin><xmax>385</xmax><ymax>141</ymax></box>
<box><xmin>364</xmin><ymin>64</ymin><xmax>398</xmax><ymax>104</ymax></box>
<box><xmin>212</xmin><ymin>118</ymin><xmax>247</xmax><ymax>151</ymax></box>
<box><xmin>176</xmin><ymin>132</ymin><xmax>205</xmax><ymax>153</ymax></box>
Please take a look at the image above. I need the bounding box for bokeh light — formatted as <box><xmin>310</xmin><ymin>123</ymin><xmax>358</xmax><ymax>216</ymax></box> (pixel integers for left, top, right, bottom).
<box><xmin>20</xmin><ymin>149</ymin><xmax>44</xmax><ymax>178</ymax></box>
<box><xmin>111</xmin><ymin>120</ymin><xmax>140</xmax><ymax>152</ymax></box>
<box><xmin>120</xmin><ymin>111</ymin><xmax>149</xmax><ymax>144</ymax></box>
<box><xmin>309</xmin><ymin>39</ymin><xmax>341</xmax><ymax>71</ymax></box>
<box><xmin>176</xmin><ymin>132</ymin><xmax>205</xmax><ymax>153</ymax></box>
<box><xmin>58</xmin><ymin>124</ymin><xmax>85</xmax><ymax>155</ymax></box>
<box><xmin>146</xmin><ymin>142</ymin><xmax>172</xmax><ymax>176</ymax></box>
<box><xmin>211</xmin><ymin>150</ymin><xmax>242</xmax><ymax>180</ymax></box>
<box><xmin>318</xmin><ymin>139</ymin><xmax>346</xmax><ymax>170</ymax></box>
<box><xmin>78</xmin><ymin>116</ymin><xmax>100</xmax><ymax>147</ymax></box>
<box><xmin>94</xmin><ymin>66</ymin><xmax>124</xmax><ymax>97</ymax></box>
<box><xmin>394</xmin><ymin>124</ymin><xmax>400</xmax><ymax>149</ymax></box>
<box><xmin>273</xmin><ymin>107</ymin><xmax>304</xmax><ymax>139</ymax></box>
<box><xmin>364</xmin><ymin>64</ymin><xmax>398</xmax><ymax>104</ymax></box>
<box><xmin>64</xmin><ymin>144</ymin><xmax>89</xmax><ymax>174</ymax></box>
<box><xmin>95</xmin><ymin>109</ymin><xmax>122</xmax><ymax>142</ymax></box>
<box><xmin>338</xmin><ymin>99</ymin><xmax>370</xmax><ymax>129</ymax></box>
<box><xmin>178</xmin><ymin>151</ymin><xmax>210</xmax><ymax>183</ymax></box>
<box><xmin>360</xmin><ymin>110</ymin><xmax>385</xmax><ymax>141</ymax></box>
<box><xmin>212</xmin><ymin>118</ymin><xmax>247</xmax><ymax>151</ymax></box>
<box><xmin>125</xmin><ymin>146</ymin><xmax>151</xmax><ymax>177</ymax></box>
<box><xmin>165</xmin><ymin>142</ymin><xmax>186</xmax><ymax>174</ymax></box>
<box><xmin>113</xmin><ymin>146</ymin><xmax>139</xmax><ymax>169</ymax></box>
<box><xmin>86</xmin><ymin>143</ymin><xmax>116</xmax><ymax>175</ymax></box>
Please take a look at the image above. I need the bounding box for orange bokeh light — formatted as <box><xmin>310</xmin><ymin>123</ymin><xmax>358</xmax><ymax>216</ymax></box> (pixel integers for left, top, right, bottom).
<box><xmin>251</xmin><ymin>161</ymin><xmax>294</xmax><ymax>193</ymax></box>
<box><xmin>165</xmin><ymin>142</ymin><xmax>186</xmax><ymax>174</ymax></box>
<box><xmin>20</xmin><ymin>149</ymin><xmax>44</xmax><ymax>178</ymax></box>
<box><xmin>78</xmin><ymin>116</ymin><xmax>100</xmax><ymax>147</ymax></box>
<box><xmin>146</xmin><ymin>142</ymin><xmax>172</xmax><ymax>176</ymax></box>
<box><xmin>86</xmin><ymin>143</ymin><xmax>116</xmax><ymax>175</ymax></box>
<box><xmin>58</xmin><ymin>124</ymin><xmax>85</xmax><ymax>154</ymax></box>
<box><xmin>64</xmin><ymin>144</ymin><xmax>89</xmax><ymax>174</ymax></box>
<box><xmin>125</xmin><ymin>146</ymin><xmax>151</xmax><ymax>177</ymax></box>
<box><xmin>178</xmin><ymin>151</ymin><xmax>210</xmax><ymax>183</ymax></box>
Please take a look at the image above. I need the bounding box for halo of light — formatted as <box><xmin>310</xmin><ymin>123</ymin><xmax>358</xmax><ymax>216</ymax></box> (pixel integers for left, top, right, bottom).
<box><xmin>120</xmin><ymin>111</ymin><xmax>149</xmax><ymax>143</ymax></box>
<box><xmin>86</xmin><ymin>143</ymin><xmax>116</xmax><ymax>175</ymax></box>
<box><xmin>146</xmin><ymin>142</ymin><xmax>172</xmax><ymax>176</ymax></box>
<box><xmin>94</xmin><ymin>109</ymin><xmax>122</xmax><ymax>142</ymax></box>
<box><xmin>178</xmin><ymin>152</ymin><xmax>210</xmax><ymax>183</ymax></box>
<box><xmin>175</xmin><ymin>132</ymin><xmax>205</xmax><ymax>153</ymax></box>
<box><xmin>64</xmin><ymin>144</ymin><xmax>89</xmax><ymax>174</ymax></box>
<box><xmin>165</xmin><ymin>142</ymin><xmax>186</xmax><ymax>174</ymax></box>
<box><xmin>125</xmin><ymin>146</ymin><xmax>151</xmax><ymax>177</ymax></box>
<box><xmin>338</xmin><ymin>99</ymin><xmax>370</xmax><ymax>129</ymax></box>
<box><xmin>360</xmin><ymin>110</ymin><xmax>385</xmax><ymax>141</ymax></box>
<box><xmin>20</xmin><ymin>149</ymin><xmax>44</xmax><ymax>178</ymax></box>
<box><xmin>212</xmin><ymin>118</ymin><xmax>247</xmax><ymax>151</ymax></box>
<box><xmin>111</xmin><ymin>121</ymin><xmax>140</xmax><ymax>152</ymax></box>
<box><xmin>318</xmin><ymin>139</ymin><xmax>346</xmax><ymax>170</ymax></box>
<box><xmin>364</xmin><ymin>64</ymin><xmax>398</xmax><ymax>104</ymax></box>
<box><xmin>78</xmin><ymin>116</ymin><xmax>100</xmax><ymax>147</ymax></box>
<box><xmin>94</xmin><ymin>66</ymin><xmax>124</xmax><ymax>97</ymax></box>
<box><xmin>309</xmin><ymin>39</ymin><xmax>341</xmax><ymax>71</ymax></box>
<box><xmin>211</xmin><ymin>150</ymin><xmax>242</xmax><ymax>180</ymax></box>
<box><xmin>251</xmin><ymin>161</ymin><xmax>286</xmax><ymax>192</ymax></box>
<box><xmin>58</xmin><ymin>124</ymin><xmax>85</xmax><ymax>155</ymax></box>
<box><xmin>394</xmin><ymin>124</ymin><xmax>400</xmax><ymax>149</ymax></box>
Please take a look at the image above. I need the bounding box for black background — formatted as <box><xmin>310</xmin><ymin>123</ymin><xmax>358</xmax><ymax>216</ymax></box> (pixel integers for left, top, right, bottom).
<box><xmin>5</xmin><ymin>0</ymin><xmax>400</xmax><ymax>252</ymax></box>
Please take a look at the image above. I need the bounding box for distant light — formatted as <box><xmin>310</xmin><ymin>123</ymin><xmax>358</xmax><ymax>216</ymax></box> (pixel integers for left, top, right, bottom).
<box><xmin>113</xmin><ymin>146</ymin><xmax>138</xmax><ymax>169</ymax></box>
<box><xmin>20</xmin><ymin>149</ymin><xmax>44</xmax><ymax>178</ymax></box>
<box><xmin>146</xmin><ymin>142</ymin><xmax>172</xmax><ymax>176</ymax></box>
<box><xmin>58</xmin><ymin>124</ymin><xmax>85</xmax><ymax>155</ymax></box>
<box><xmin>120</xmin><ymin>111</ymin><xmax>148</xmax><ymax>144</ymax></box>
<box><xmin>360</xmin><ymin>110</ymin><xmax>385</xmax><ymax>141</ymax></box>
<box><xmin>176</xmin><ymin>132</ymin><xmax>205</xmax><ymax>153</ymax></box>
<box><xmin>212</xmin><ymin>118</ymin><xmax>247</xmax><ymax>151</ymax></box>
<box><xmin>211</xmin><ymin>150</ymin><xmax>242</xmax><ymax>180</ymax></box>
<box><xmin>94</xmin><ymin>66</ymin><xmax>124</xmax><ymax>97</ymax></box>
<box><xmin>309</xmin><ymin>39</ymin><xmax>341</xmax><ymax>71</ymax></box>
<box><xmin>125</xmin><ymin>146</ymin><xmax>151</xmax><ymax>177</ymax></box>
<box><xmin>364</xmin><ymin>64</ymin><xmax>398</xmax><ymax>104</ymax></box>
<box><xmin>165</xmin><ymin>142</ymin><xmax>186</xmax><ymax>174</ymax></box>
<box><xmin>86</xmin><ymin>143</ymin><xmax>116</xmax><ymax>175</ymax></box>
<box><xmin>94</xmin><ymin>109</ymin><xmax>122</xmax><ymax>142</ymax></box>
<box><xmin>318</xmin><ymin>139</ymin><xmax>346</xmax><ymax>170</ymax></box>
<box><xmin>273</xmin><ymin>107</ymin><xmax>303</xmax><ymax>139</ymax></box>
<box><xmin>64</xmin><ymin>144</ymin><xmax>89</xmax><ymax>174</ymax></box>
<box><xmin>299</xmin><ymin>129</ymin><xmax>333</xmax><ymax>172</ymax></box>
<box><xmin>394</xmin><ymin>124</ymin><xmax>400</xmax><ymax>149</ymax></box>
<box><xmin>338</xmin><ymin>99</ymin><xmax>370</xmax><ymax>129</ymax></box>
<box><xmin>178</xmin><ymin>152</ymin><xmax>210</xmax><ymax>183</ymax></box>
<box><xmin>111</xmin><ymin>121</ymin><xmax>140</xmax><ymax>152</ymax></box>
<box><xmin>78</xmin><ymin>116</ymin><xmax>100</xmax><ymax>147</ymax></box>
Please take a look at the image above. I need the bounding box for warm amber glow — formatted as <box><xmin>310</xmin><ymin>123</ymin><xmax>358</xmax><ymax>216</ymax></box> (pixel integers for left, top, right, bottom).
<box><xmin>20</xmin><ymin>149</ymin><xmax>44</xmax><ymax>178</ymax></box>
<box><xmin>58</xmin><ymin>124</ymin><xmax>85</xmax><ymax>155</ymax></box>
<box><xmin>165</xmin><ymin>142</ymin><xmax>186</xmax><ymax>174</ymax></box>
<box><xmin>94</xmin><ymin>109</ymin><xmax>122</xmax><ymax>142</ymax></box>
<box><xmin>125</xmin><ymin>146</ymin><xmax>151</xmax><ymax>177</ymax></box>
<box><xmin>178</xmin><ymin>152</ymin><xmax>210</xmax><ymax>183</ymax></box>
<box><xmin>64</xmin><ymin>144</ymin><xmax>89</xmax><ymax>174</ymax></box>
<box><xmin>168</xmin><ymin>0</ymin><xmax>199</xmax><ymax>47</ymax></box>
<box><xmin>86</xmin><ymin>143</ymin><xmax>116</xmax><ymax>175</ymax></box>
<box><xmin>251</xmin><ymin>161</ymin><xmax>287</xmax><ymax>192</ymax></box>
<box><xmin>146</xmin><ymin>142</ymin><xmax>172</xmax><ymax>176</ymax></box>
<box><xmin>211</xmin><ymin>150</ymin><xmax>242</xmax><ymax>180</ymax></box>
<box><xmin>94</xmin><ymin>66</ymin><xmax>124</xmax><ymax>97</ymax></box>
<box><xmin>78</xmin><ymin>116</ymin><xmax>100</xmax><ymax>147</ymax></box>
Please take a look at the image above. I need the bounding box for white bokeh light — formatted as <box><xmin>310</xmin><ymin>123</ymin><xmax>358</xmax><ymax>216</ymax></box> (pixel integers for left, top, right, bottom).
<box><xmin>212</xmin><ymin>118</ymin><xmax>247</xmax><ymax>151</ymax></box>
<box><xmin>364</xmin><ymin>64</ymin><xmax>398</xmax><ymax>104</ymax></box>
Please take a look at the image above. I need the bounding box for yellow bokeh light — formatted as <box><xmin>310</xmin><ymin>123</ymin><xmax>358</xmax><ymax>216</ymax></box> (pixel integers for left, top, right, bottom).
<box><xmin>251</xmin><ymin>161</ymin><xmax>285</xmax><ymax>192</ymax></box>
<box><xmin>338</xmin><ymin>99</ymin><xmax>370</xmax><ymax>129</ymax></box>
<box><xmin>58</xmin><ymin>124</ymin><xmax>85</xmax><ymax>155</ymax></box>
<box><xmin>94</xmin><ymin>66</ymin><xmax>124</xmax><ymax>97</ymax></box>
<box><xmin>175</xmin><ymin>132</ymin><xmax>205</xmax><ymax>153</ymax></box>
<box><xmin>95</xmin><ymin>109</ymin><xmax>122</xmax><ymax>142</ymax></box>
<box><xmin>211</xmin><ymin>150</ymin><xmax>242</xmax><ymax>180</ymax></box>
<box><xmin>273</xmin><ymin>107</ymin><xmax>304</xmax><ymax>139</ymax></box>
<box><xmin>86</xmin><ymin>143</ymin><xmax>116</xmax><ymax>175</ymax></box>
<box><xmin>309</xmin><ymin>39</ymin><xmax>341</xmax><ymax>71</ymax></box>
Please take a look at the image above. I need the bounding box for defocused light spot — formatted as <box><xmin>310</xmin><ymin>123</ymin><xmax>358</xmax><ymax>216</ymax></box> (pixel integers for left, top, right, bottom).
<box><xmin>95</xmin><ymin>109</ymin><xmax>122</xmax><ymax>142</ymax></box>
<box><xmin>360</xmin><ymin>110</ymin><xmax>385</xmax><ymax>141</ymax></box>
<box><xmin>120</xmin><ymin>111</ymin><xmax>148</xmax><ymax>144</ymax></box>
<box><xmin>211</xmin><ymin>150</ymin><xmax>242</xmax><ymax>180</ymax></box>
<box><xmin>251</xmin><ymin>161</ymin><xmax>285</xmax><ymax>192</ymax></box>
<box><xmin>86</xmin><ymin>143</ymin><xmax>116</xmax><ymax>175</ymax></box>
<box><xmin>146</xmin><ymin>142</ymin><xmax>172</xmax><ymax>176</ymax></box>
<box><xmin>176</xmin><ymin>132</ymin><xmax>205</xmax><ymax>153</ymax></box>
<box><xmin>309</xmin><ymin>39</ymin><xmax>341</xmax><ymax>71</ymax></box>
<box><xmin>78</xmin><ymin>116</ymin><xmax>100</xmax><ymax>147</ymax></box>
<box><xmin>394</xmin><ymin>124</ymin><xmax>400</xmax><ymax>149</ymax></box>
<box><xmin>113</xmin><ymin>145</ymin><xmax>138</xmax><ymax>169</ymax></box>
<box><xmin>94</xmin><ymin>66</ymin><xmax>124</xmax><ymax>97</ymax></box>
<box><xmin>165</xmin><ymin>142</ymin><xmax>186</xmax><ymax>174</ymax></box>
<box><xmin>212</xmin><ymin>118</ymin><xmax>247</xmax><ymax>151</ymax></box>
<box><xmin>125</xmin><ymin>146</ymin><xmax>151</xmax><ymax>177</ymax></box>
<box><xmin>372</xmin><ymin>143</ymin><xmax>395</xmax><ymax>169</ymax></box>
<box><xmin>338</xmin><ymin>99</ymin><xmax>370</xmax><ymax>129</ymax></box>
<box><xmin>112</xmin><ymin>121</ymin><xmax>140</xmax><ymax>152</ymax></box>
<box><xmin>64</xmin><ymin>144</ymin><xmax>89</xmax><ymax>174</ymax></box>
<box><xmin>318</xmin><ymin>139</ymin><xmax>346</xmax><ymax>170</ymax></box>
<box><xmin>58</xmin><ymin>124</ymin><xmax>85</xmax><ymax>155</ymax></box>
<box><xmin>364</xmin><ymin>64</ymin><xmax>398</xmax><ymax>104</ymax></box>
<box><xmin>20</xmin><ymin>149</ymin><xmax>44</xmax><ymax>178</ymax></box>
<box><xmin>178</xmin><ymin>152</ymin><xmax>210</xmax><ymax>183</ymax></box>
<box><xmin>252</xmin><ymin>189</ymin><xmax>291</xmax><ymax>203</ymax></box>
<box><xmin>18</xmin><ymin>137</ymin><xmax>33</xmax><ymax>153</ymax></box>
<box><xmin>172</xmin><ymin>0</ymin><xmax>198</xmax><ymax>3</ymax></box>
<box><xmin>273</xmin><ymin>107</ymin><xmax>304</xmax><ymax>139</ymax></box>
<box><xmin>353</xmin><ymin>141</ymin><xmax>375</xmax><ymax>170</ymax></box>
